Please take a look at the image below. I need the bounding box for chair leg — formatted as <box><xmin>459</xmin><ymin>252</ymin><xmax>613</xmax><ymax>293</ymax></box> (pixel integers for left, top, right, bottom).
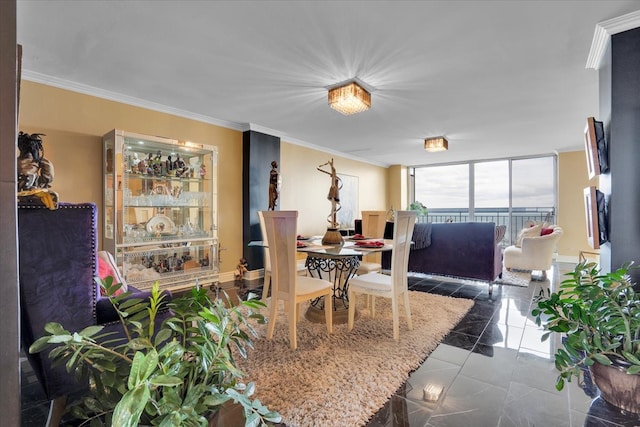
<box><xmin>289</xmin><ymin>302</ymin><xmax>297</xmax><ymax>350</ymax></box>
<box><xmin>364</xmin><ymin>294</ymin><xmax>376</xmax><ymax>310</ymax></box>
<box><xmin>347</xmin><ymin>290</ymin><xmax>356</xmax><ymax>331</ymax></box>
<box><xmin>403</xmin><ymin>291</ymin><xmax>413</xmax><ymax>331</ymax></box>
<box><xmin>266</xmin><ymin>294</ymin><xmax>278</xmax><ymax>340</ymax></box>
<box><xmin>391</xmin><ymin>296</ymin><xmax>400</xmax><ymax>341</ymax></box>
<box><xmin>371</xmin><ymin>296</ymin><xmax>377</xmax><ymax>318</ymax></box>
<box><xmin>262</xmin><ymin>272</ymin><xmax>271</xmax><ymax>307</ymax></box>
<box><xmin>325</xmin><ymin>294</ymin><xmax>333</xmax><ymax>334</ymax></box>
<box><xmin>46</xmin><ymin>395</ymin><xmax>67</xmax><ymax>427</ymax></box>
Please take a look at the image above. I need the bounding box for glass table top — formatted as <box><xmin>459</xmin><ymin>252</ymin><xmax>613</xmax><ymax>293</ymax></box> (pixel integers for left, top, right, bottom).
<box><xmin>249</xmin><ymin>238</ymin><xmax>392</xmax><ymax>256</ymax></box>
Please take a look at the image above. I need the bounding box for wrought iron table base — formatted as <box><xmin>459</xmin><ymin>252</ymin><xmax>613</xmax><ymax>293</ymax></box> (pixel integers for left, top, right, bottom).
<box><xmin>304</xmin><ymin>253</ymin><xmax>360</xmax><ymax>324</ymax></box>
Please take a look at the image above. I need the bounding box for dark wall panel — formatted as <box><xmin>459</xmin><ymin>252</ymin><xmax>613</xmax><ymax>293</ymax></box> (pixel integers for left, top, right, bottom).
<box><xmin>598</xmin><ymin>42</ymin><xmax>612</xmax><ymax>274</ymax></box>
<box><xmin>606</xmin><ymin>27</ymin><xmax>640</xmax><ymax>282</ymax></box>
<box><xmin>242</xmin><ymin>131</ymin><xmax>280</xmax><ymax>271</ymax></box>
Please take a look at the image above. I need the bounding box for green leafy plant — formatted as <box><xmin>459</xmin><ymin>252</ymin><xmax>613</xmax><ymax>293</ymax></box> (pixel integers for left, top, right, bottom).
<box><xmin>532</xmin><ymin>262</ymin><xmax>640</xmax><ymax>391</ymax></box>
<box><xmin>408</xmin><ymin>201</ymin><xmax>427</xmax><ymax>216</ymax></box>
<box><xmin>30</xmin><ymin>278</ymin><xmax>281</xmax><ymax>426</ymax></box>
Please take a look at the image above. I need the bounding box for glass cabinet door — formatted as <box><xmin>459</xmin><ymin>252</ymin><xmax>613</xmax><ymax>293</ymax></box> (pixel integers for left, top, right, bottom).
<box><xmin>103</xmin><ymin>129</ymin><xmax>218</xmax><ymax>291</ymax></box>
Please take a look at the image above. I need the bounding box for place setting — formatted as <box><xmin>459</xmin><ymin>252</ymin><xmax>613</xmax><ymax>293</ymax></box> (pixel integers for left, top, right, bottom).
<box><xmin>351</xmin><ymin>239</ymin><xmax>388</xmax><ymax>250</ymax></box>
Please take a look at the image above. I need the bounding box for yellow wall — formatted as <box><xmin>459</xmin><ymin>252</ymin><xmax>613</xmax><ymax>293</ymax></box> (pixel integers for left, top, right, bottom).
<box><xmin>18</xmin><ymin>81</ymin><xmax>388</xmax><ymax>276</ymax></box>
<box><xmin>387</xmin><ymin>165</ymin><xmax>407</xmax><ymax>212</ymax></box>
<box><xmin>557</xmin><ymin>150</ymin><xmax>598</xmax><ymax>261</ymax></box>
<box><xmin>280</xmin><ymin>142</ymin><xmax>388</xmax><ymax>236</ymax></box>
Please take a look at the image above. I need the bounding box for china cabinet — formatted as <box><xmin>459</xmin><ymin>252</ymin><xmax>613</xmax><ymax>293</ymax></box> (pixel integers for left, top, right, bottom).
<box><xmin>103</xmin><ymin>129</ymin><xmax>218</xmax><ymax>292</ymax></box>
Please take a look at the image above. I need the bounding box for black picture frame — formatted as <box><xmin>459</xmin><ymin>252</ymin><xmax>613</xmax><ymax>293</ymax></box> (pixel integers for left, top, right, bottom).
<box><xmin>584</xmin><ymin>186</ymin><xmax>599</xmax><ymax>249</ymax></box>
<box><xmin>584</xmin><ymin>117</ymin><xmax>609</xmax><ymax>179</ymax></box>
<box><xmin>584</xmin><ymin>186</ymin><xmax>608</xmax><ymax>249</ymax></box>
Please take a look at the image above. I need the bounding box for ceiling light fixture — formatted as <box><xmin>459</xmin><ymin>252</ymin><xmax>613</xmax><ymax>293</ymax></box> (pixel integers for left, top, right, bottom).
<box><xmin>424</xmin><ymin>136</ymin><xmax>448</xmax><ymax>152</ymax></box>
<box><xmin>328</xmin><ymin>81</ymin><xmax>371</xmax><ymax>115</ymax></box>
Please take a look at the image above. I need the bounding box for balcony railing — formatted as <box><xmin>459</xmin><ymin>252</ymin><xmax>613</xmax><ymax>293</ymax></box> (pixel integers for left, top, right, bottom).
<box><xmin>416</xmin><ymin>207</ymin><xmax>555</xmax><ymax>246</ymax></box>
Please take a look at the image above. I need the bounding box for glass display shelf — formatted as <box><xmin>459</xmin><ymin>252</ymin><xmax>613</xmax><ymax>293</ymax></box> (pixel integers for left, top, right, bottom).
<box><xmin>103</xmin><ymin>129</ymin><xmax>218</xmax><ymax>291</ymax></box>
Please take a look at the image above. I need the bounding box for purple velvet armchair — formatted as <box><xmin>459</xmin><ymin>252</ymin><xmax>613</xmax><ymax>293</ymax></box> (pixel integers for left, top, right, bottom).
<box><xmin>18</xmin><ymin>202</ymin><xmax>171</xmax><ymax>426</ymax></box>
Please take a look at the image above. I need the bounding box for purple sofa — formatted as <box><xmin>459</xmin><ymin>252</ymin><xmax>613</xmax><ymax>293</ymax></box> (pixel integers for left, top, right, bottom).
<box><xmin>18</xmin><ymin>202</ymin><xmax>172</xmax><ymax>421</ymax></box>
<box><xmin>381</xmin><ymin>222</ymin><xmax>503</xmax><ymax>294</ymax></box>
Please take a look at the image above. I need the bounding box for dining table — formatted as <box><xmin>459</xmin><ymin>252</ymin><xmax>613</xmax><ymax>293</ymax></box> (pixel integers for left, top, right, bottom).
<box><xmin>296</xmin><ymin>236</ymin><xmax>393</xmax><ymax>324</ymax></box>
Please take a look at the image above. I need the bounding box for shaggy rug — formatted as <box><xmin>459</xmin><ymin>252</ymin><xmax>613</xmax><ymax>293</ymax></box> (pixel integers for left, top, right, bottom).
<box><xmin>236</xmin><ymin>291</ymin><xmax>473</xmax><ymax>427</ymax></box>
<box><xmin>494</xmin><ymin>267</ymin><xmax>532</xmax><ymax>288</ymax></box>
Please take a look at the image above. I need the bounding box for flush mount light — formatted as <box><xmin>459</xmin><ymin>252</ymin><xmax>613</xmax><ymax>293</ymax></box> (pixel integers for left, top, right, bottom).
<box><xmin>424</xmin><ymin>137</ymin><xmax>448</xmax><ymax>152</ymax></box>
<box><xmin>328</xmin><ymin>81</ymin><xmax>371</xmax><ymax>115</ymax></box>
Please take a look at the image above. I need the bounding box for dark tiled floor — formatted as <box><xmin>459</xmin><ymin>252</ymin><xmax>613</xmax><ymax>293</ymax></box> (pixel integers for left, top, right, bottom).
<box><xmin>20</xmin><ymin>263</ymin><xmax>640</xmax><ymax>426</ymax></box>
<box><xmin>365</xmin><ymin>263</ymin><xmax>640</xmax><ymax>427</ymax></box>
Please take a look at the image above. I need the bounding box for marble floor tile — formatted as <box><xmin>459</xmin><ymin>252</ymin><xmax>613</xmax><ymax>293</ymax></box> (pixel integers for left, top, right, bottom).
<box><xmin>478</xmin><ymin>323</ymin><xmax>524</xmax><ymax>350</ymax></box>
<box><xmin>500</xmin><ymin>381</ymin><xmax>570</xmax><ymax>427</ymax></box>
<box><xmin>429</xmin><ymin>342</ymin><xmax>473</xmax><ymax>367</ymax></box>
<box><xmin>459</xmin><ymin>347</ymin><xmax>518</xmax><ymax>388</ymax></box>
<box><xmin>403</xmin><ymin>357</ymin><xmax>463</xmax><ymax>404</ymax></box>
<box><xmin>426</xmin><ymin>374</ymin><xmax>508</xmax><ymax>427</ymax></box>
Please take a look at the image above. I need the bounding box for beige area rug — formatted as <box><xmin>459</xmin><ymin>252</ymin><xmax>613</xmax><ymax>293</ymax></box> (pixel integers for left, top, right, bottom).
<box><xmin>236</xmin><ymin>291</ymin><xmax>474</xmax><ymax>427</ymax></box>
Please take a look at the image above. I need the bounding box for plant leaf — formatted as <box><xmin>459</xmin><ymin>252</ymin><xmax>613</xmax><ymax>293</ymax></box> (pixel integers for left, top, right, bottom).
<box><xmin>592</xmin><ymin>353</ymin><xmax>612</xmax><ymax>365</ymax></box>
<box><xmin>112</xmin><ymin>385</ymin><xmax>150</xmax><ymax>427</ymax></box>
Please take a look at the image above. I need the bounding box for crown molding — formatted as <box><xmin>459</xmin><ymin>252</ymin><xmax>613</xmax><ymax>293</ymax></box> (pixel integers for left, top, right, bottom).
<box><xmin>246</xmin><ymin>123</ymin><xmax>389</xmax><ymax>168</ymax></box>
<box><xmin>21</xmin><ymin>70</ymin><xmax>245</xmax><ymax>131</ymax></box>
<box><xmin>586</xmin><ymin>10</ymin><xmax>640</xmax><ymax>70</ymax></box>
<box><xmin>22</xmin><ymin>70</ymin><xmax>390</xmax><ymax>168</ymax></box>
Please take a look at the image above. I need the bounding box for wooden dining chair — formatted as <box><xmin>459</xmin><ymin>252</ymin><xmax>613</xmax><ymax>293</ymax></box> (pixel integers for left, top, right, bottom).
<box><xmin>258</xmin><ymin>210</ymin><xmax>307</xmax><ymax>307</ymax></box>
<box><xmin>348</xmin><ymin>210</ymin><xmax>417</xmax><ymax>340</ymax></box>
<box><xmin>355</xmin><ymin>210</ymin><xmax>389</xmax><ymax>276</ymax></box>
<box><xmin>261</xmin><ymin>210</ymin><xmax>333</xmax><ymax>349</ymax></box>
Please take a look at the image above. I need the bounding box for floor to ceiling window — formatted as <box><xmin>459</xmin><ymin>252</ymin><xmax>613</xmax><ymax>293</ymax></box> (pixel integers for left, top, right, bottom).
<box><xmin>411</xmin><ymin>155</ymin><xmax>556</xmax><ymax>245</ymax></box>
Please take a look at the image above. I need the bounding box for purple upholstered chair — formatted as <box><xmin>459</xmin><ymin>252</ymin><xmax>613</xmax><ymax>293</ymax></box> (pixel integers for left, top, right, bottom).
<box><xmin>18</xmin><ymin>202</ymin><xmax>171</xmax><ymax>426</ymax></box>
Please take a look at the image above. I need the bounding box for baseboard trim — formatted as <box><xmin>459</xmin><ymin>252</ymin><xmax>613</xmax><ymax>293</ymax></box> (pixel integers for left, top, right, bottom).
<box><xmin>555</xmin><ymin>255</ymin><xmax>580</xmax><ymax>264</ymax></box>
<box><xmin>219</xmin><ymin>268</ymin><xmax>264</xmax><ymax>284</ymax></box>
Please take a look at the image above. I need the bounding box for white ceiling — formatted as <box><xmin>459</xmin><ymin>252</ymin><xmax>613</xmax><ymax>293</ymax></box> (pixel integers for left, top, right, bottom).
<box><xmin>16</xmin><ymin>1</ymin><xmax>640</xmax><ymax>167</ymax></box>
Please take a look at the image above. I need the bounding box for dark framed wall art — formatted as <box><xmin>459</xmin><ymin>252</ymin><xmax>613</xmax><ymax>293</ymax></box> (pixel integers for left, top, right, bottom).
<box><xmin>584</xmin><ymin>117</ymin><xmax>609</xmax><ymax>179</ymax></box>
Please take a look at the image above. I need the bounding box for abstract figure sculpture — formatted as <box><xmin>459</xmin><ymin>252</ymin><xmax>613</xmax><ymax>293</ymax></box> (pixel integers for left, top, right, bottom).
<box><xmin>317</xmin><ymin>158</ymin><xmax>344</xmax><ymax>244</ymax></box>
<box><xmin>268</xmin><ymin>160</ymin><xmax>279</xmax><ymax>210</ymax></box>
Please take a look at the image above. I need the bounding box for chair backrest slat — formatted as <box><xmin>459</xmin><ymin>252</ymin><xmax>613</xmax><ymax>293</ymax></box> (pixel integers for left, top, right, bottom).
<box><xmin>261</xmin><ymin>210</ymin><xmax>298</xmax><ymax>298</ymax></box>
<box><xmin>361</xmin><ymin>210</ymin><xmax>388</xmax><ymax>238</ymax></box>
<box><xmin>390</xmin><ymin>211</ymin><xmax>417</xmax><ymax>294</ymax></box>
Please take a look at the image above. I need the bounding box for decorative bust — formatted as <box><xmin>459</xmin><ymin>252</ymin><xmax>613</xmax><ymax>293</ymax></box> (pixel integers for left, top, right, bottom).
<box><xmin>17</xmin><ymin>132</ymin><xmax>54</xmax><ymax>191</ymax></box>
<box><xmin>17</xmin><ymin>132</ymin><xmax>58</xmax><ymax>209</ymax></box>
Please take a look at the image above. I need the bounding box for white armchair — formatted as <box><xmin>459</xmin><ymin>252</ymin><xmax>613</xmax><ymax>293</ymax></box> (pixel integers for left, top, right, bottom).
<box><xmin>503</xmin><ymin>225</ymin><xmax>563</xmax><ymax>280</ymax></box>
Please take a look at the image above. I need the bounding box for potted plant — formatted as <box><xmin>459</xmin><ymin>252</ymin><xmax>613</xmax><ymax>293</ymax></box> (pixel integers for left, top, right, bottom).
<box><xmin>408</xmin><ymin>201</ymin><xmax>427</xmax><ymax>216</ymax></box>
<box><xmin>30</xmin><ymin>278</ymin><xmax>281</xmax><ymax>426</ymax></box>
<box><xmin>532</xmin><ymin>261</ymin><xmax>640</xmax><ymax>413</ymax></box>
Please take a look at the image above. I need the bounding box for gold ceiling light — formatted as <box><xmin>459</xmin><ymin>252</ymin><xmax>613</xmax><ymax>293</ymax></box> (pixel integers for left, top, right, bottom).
<box><xmin>328</xmin><ymin>81</ymin><xmax>371</xmax><ymax>115</ymax></box>
<box><xmin>424</xmin><ymin>137</ymin><xmax>448</xmax><ymax>152</ymax></box>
